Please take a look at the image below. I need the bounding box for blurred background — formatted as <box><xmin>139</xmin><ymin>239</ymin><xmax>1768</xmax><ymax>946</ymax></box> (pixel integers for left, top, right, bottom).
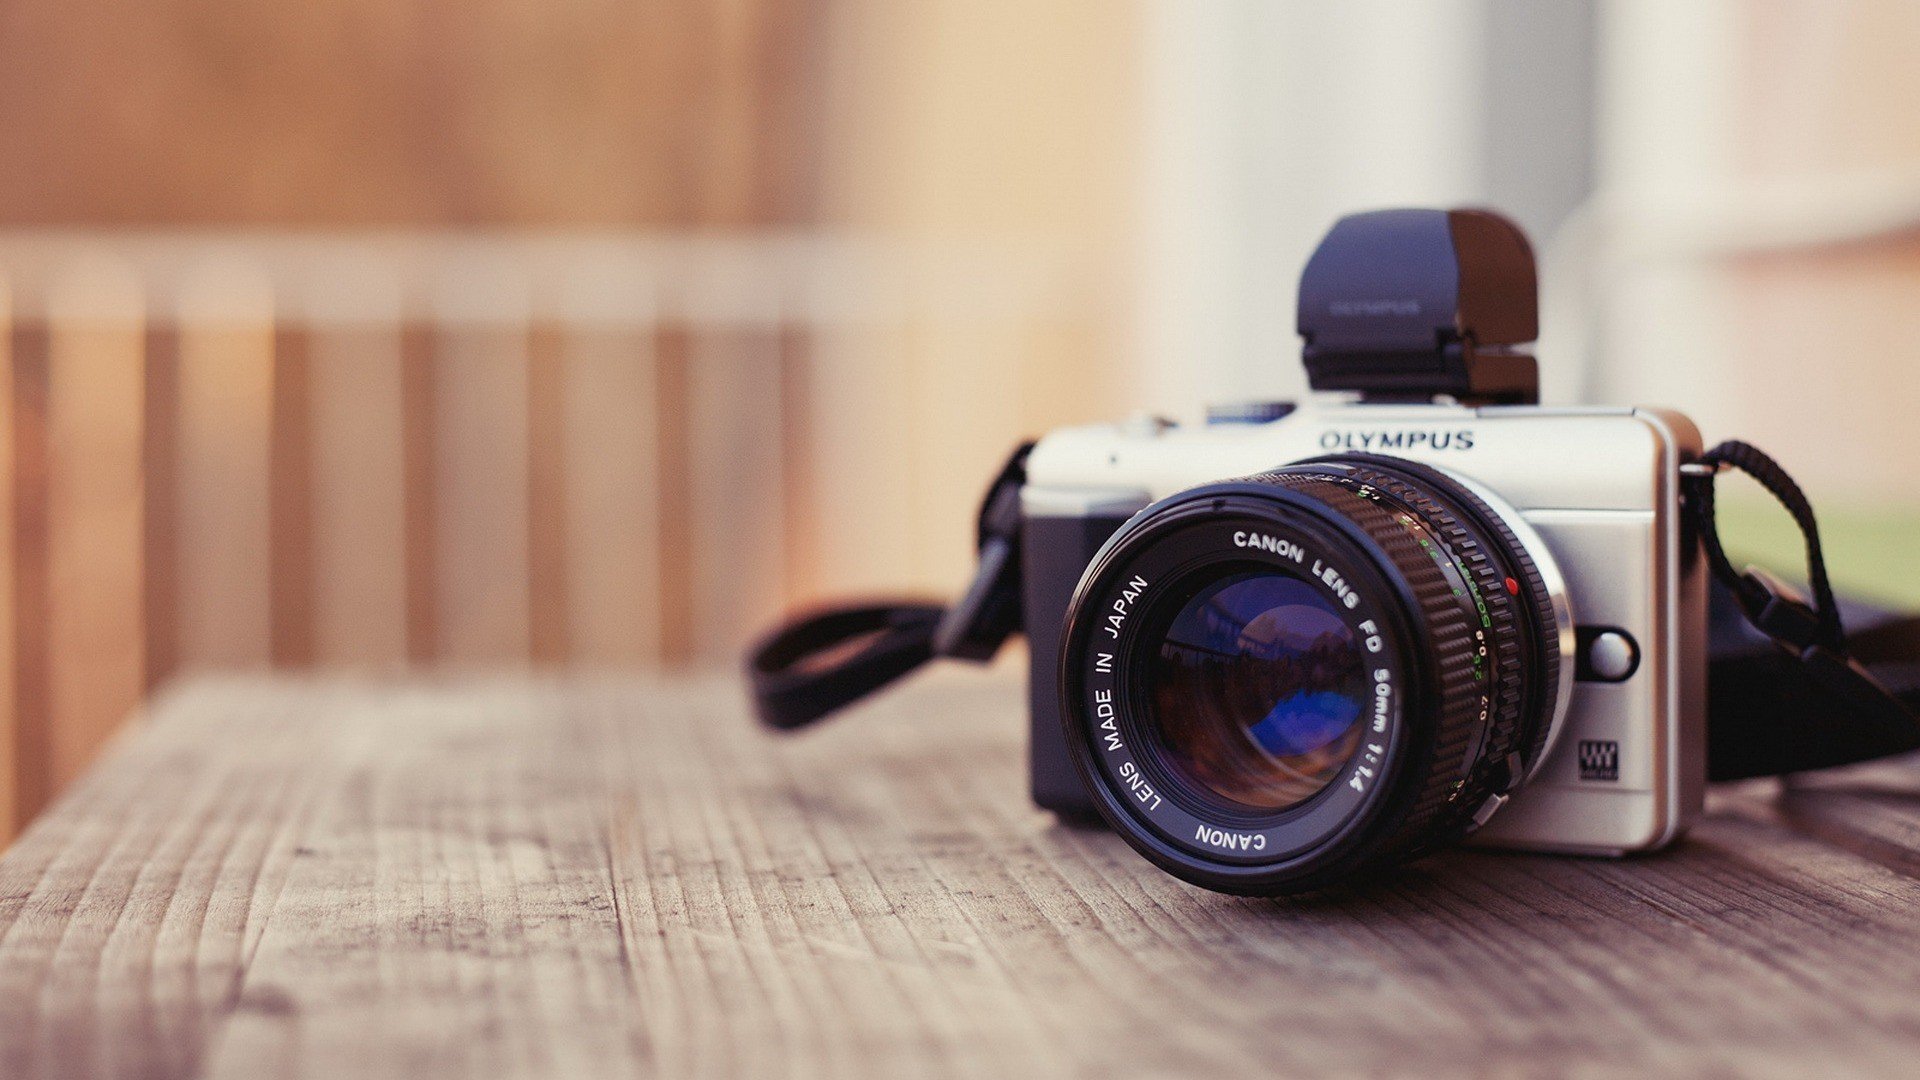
<box><xmin>0</xmin><ymin>0</ymin><xmax>1915</xmax><ymax>841</ymax></box>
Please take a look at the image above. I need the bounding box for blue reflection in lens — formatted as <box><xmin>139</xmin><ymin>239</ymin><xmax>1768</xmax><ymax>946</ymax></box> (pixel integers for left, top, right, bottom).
<box><xmin>1249</xmin><ymin>691</ymin><xmax>1363</xmax><ymax>757</ymax></box>
<box><xmin>1151</xmin><ymin>570</ymin><xmax>1369</xmax><ymax>810</ymax></box>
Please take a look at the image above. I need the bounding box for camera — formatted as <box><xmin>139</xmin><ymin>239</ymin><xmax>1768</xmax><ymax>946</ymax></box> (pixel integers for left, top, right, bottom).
<box><xmin>1021</xmin><ymin>208</ymin><xmax>1705</xmax><ymax>894</ymax></box>
<box><xmin>754</xmin><ymin>206</ymin><xmax>1920</xmax><ymax>898</ymax></box>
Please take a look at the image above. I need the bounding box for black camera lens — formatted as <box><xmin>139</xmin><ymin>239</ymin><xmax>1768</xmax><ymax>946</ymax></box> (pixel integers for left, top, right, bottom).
<box><xmin>1149</xmin><ymin>570</ymin><xmax>1369</xmax><ymax>813</ymax></box>
<box><xmin>1059</xmin><ymin>454</ymin><xmax>1566</xmax><ymax>895</ymax></box>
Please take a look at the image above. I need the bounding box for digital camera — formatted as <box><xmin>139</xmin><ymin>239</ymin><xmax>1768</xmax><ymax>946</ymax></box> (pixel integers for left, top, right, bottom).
<box><xmin>1019</xmin><ymin>210</ymin><xmax>1704</xmax><ymax>893</ymax></box>
<box><xmin>753</xmin><ymin>207</ymin><xmax>1920</xmax><ymax>897</ymax></box>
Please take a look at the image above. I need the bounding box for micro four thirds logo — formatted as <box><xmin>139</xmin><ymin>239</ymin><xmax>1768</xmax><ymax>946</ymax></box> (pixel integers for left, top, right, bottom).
<box><xmin>1577</xmin><ymin>740</ymin><xmax>1620</xmax><ymax>782</ymax></box>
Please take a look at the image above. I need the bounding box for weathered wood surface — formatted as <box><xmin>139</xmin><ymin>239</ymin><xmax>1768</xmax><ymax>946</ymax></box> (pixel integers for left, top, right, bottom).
<box><xmin>5</xmin><ymin>675</ymin><xmax>1920</xmax><ymax>1079</ymax></box>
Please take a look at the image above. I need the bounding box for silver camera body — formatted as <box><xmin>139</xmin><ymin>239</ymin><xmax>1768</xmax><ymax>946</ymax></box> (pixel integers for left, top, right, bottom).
<box><xmin>1022</xmin><ymin>398</ymin><xmax>1707</xmax><ymax>855</ymax></box>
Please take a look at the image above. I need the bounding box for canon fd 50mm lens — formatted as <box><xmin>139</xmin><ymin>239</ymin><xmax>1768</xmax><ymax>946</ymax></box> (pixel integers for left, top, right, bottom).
<box><xmin>1058</xmin><ymin>455</ymin><xmax>1568</xmax><ymax>895</ymax></box>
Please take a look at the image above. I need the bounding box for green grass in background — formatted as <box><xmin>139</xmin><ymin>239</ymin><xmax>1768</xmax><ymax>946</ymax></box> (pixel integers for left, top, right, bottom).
<box><xmin>1716</xmin><ymin>495</ymin><xmax>1920</xmax><ymax>611</ymax></box>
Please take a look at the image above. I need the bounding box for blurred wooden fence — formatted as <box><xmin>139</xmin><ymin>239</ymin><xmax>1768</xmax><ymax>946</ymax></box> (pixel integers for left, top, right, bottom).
<box><xmin>0</xmin><ymin>234</ymin><xmax>1119</xmax><ymax>839</ymax></box>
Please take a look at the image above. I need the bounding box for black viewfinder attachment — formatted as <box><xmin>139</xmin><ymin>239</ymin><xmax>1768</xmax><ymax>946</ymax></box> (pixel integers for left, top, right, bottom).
<box><xmin>1298</xmin><ymin>208</ymin><xmax>1539</xmax><ymax>404</ymax></box>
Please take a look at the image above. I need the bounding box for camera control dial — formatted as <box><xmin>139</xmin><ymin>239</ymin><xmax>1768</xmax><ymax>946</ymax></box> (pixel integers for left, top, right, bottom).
<box><xmin>1205</xmin><ymin>401</ymin><xmax>1297</xmax><ymax>425</ymax></box>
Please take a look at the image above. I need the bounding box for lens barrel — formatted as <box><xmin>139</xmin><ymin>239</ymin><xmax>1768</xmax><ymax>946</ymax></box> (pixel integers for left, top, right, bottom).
<box><xmin>1058</xmin><ymin>454</ymin><xmax>1564</xmax><ymax>895</ymax></box>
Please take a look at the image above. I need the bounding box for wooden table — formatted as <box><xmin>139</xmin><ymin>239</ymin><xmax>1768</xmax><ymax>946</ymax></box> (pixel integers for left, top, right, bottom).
<box><xmin>5</xmin><ymin>674</ymin><xmax>1920</xmax><ymax>1078</ymax></box>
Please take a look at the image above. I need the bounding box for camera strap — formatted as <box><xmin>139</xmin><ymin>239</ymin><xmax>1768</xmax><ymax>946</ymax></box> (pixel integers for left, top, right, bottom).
<box><xmin>1686</xmin><ymin>440</ymin><xmax>1920</xmax><ymax>779</ymax></box>
<box><xmin>745</xmin><ymin>444</ymin><xmax>1033</xmax><ymax>730</ymax></box>
<box><xmin>749</xmin><ymin>438</ymin><xmax>1920</xmax><ymax>785</ymax></box>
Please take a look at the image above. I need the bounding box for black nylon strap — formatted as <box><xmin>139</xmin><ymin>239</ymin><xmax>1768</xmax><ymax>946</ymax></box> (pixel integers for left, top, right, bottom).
<box><xmin>1688</xmin><ymin>441</ymin><xmax>1920</xmax><ymax>779</ymax></box>
<box><xmin>746</xmin><ymin>603</ymin><xmax>945</xmax><ymax>729</ymax></box>
<box><xmin>1691</xmin><ymin>440</ymin><xmax>1844</xmax><ymax>652</ymax></box>
<box><xmin>1707</xmin><ymin>586</ymin><xmax>1920</xmax><ymax>779</ymax></box>
<box><xmin>745</xmin><ymin>443</ymin><xmax>1033</xmax><ymax>731</ymax></box>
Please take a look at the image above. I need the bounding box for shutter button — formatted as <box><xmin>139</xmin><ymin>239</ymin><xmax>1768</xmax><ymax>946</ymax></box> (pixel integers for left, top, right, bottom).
<box><xmin>1121</xmin><ymin>413</ymin><xmax>1177</xmax><ymax>438</ymax></box>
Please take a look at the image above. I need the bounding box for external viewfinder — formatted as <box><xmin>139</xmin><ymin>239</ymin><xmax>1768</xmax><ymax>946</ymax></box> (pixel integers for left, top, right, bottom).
<box><xmin>1298</xmin><ymin>207</ymin><xmax>1539</xmax><ymax>404</ymax></box>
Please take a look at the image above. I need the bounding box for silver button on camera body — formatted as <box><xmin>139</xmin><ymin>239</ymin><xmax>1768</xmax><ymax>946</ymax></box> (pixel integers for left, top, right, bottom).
<box><xmin>1586</xmin><ymin>630</ymin><xmax>1638</xmax><ymax>681</ymax></box>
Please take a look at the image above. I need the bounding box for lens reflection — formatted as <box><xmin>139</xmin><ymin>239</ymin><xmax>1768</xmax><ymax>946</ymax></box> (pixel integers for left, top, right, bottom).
<box><xmin>1150</xmin><ymin>570</ymin><xmax>1368</xmax><ymax>812</ymax></box>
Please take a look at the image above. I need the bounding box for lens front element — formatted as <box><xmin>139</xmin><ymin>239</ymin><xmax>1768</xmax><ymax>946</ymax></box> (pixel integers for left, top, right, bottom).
<box><xmin>1152</xmin><ymin>571</ymin><xmax>1368</xmax><ymax>812</ymax></box>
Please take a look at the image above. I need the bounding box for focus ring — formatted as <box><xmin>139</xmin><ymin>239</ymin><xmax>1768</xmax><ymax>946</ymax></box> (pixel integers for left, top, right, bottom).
<box><xmin>1242</xmin><ymin>473</ymin><xmax>1495</xmax><ymax>862</ymax></box>
<box><xmin>1309</xmin><ymin>465</ymin><xmax>1526</xmax><ymax>855</ymax></box>
<box><xmin>1305</xmin><ymin>465</ymin><xmax>1528</xmax><ymax>789</ymax></box>
<box><xmin>1319</xmin><ymin>455</ymin><xmax>1561</xmax><ymax>775</ymax></box>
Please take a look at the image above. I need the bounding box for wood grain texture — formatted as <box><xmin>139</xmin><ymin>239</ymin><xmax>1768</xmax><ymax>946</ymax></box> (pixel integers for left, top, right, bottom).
<box><xmin>5</xmin><ymin>675</ymin><xmax>1920</xmax><ymax>1077</ymax></box>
